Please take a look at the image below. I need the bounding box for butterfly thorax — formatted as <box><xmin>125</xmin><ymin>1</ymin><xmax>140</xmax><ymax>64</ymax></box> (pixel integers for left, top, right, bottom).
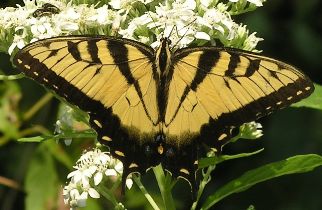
<box><xmin>155</xmin><ymin>38</ymin><xmax>172</xmax><ymax>77</ymax></box>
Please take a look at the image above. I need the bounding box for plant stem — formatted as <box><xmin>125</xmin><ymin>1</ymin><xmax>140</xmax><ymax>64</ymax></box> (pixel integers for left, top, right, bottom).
<box><xmin>0</xmin><ymin>176</ymin><xmax>21</xmax><ymax>190</ymax></box>
<box><xmin>191</xmin><ymin>165</ymin><xmax>216</xmax><ymax>210</ymax></box>
<box><xmin>133</xmin><ymin>175</ymin><xmax>160</xmax><ymax>210</ymax></box>
<box><xmin>153</xmin><ymin>165</ymin><xmax>175</xmax><ymax>210</ymax></box>
<box><xmin>0</xmin><ymin>73</ymin><xmax>24</xmax><ymax>80</ymax></box>
<box><xmin>19</xmin><ymin>125</ymin><xmax>50</xmax><ymax>136</ymax></box>
<box><xmin>97</xmin><ymin>185</ymin><xmax>119</xmax><ymax>206</ymax></box>
<box><xmin>23</xmin><ymin>93</ymin><xmax>53</xmax><ymax>121</ymax></box>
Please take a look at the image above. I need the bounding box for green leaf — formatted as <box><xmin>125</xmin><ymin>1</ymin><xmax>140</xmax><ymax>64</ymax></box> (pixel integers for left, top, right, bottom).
<box><xmin>153</xmin><ymin>165</ymin><xmax>175</xmax><ymax>210</ymax></box>
<box><xmin>201</xmin><ymin>154</ymin><xmax>322</xmax><ymax>210</ymax></box>
<box><xmin>18</xmin><ymin>130</ymin><xmax>96</xmax><ymax>142</ymax></box>
<box><xmin>198</xmin><ymin>149</ymin><xmax>264</xmax><ymax>169</ymax></box>
<box><xmin>25</xmin><ymin>142</ymin><xmax>60</xmax><ymax>210</ymax></box>
<box><xmin>0</xmin><ymin>73</ymin><xmax>24</xmax><ymax>80</ymax></box>
<box><xmin>292</xmin><ymin>83</ymin><xmax>322</xmax><ymax>110</ymax></box>
<box><xmin>18</xmin><ymin>136</ymin><xmax>49</xmax><ymax>142</ymax></box>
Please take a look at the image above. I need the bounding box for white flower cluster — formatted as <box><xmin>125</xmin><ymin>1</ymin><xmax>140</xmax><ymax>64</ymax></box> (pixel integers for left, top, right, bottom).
<box><xmin>0</xmin><ymin>0</ymin><xmax>265</xmax><ymax>56</ymax></box>
<box><xmin>63</xmin><ymin>148</ymin><xmax>133</xmax><ymax>209</ymax></box>
<box><xmin>121</xmin><ymin>0</ymin><xmax>264</xmax><ymax>50</ymax></box>
<box><xmin>1</xmin><ymin>0</ymin><xmax>122</xmax><ymax>54</ymax></box>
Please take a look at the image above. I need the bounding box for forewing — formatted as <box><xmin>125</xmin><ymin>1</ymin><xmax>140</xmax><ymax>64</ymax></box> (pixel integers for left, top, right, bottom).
<box><xmin>13</xmin><ymin>36</ymin><xmax>160</xmax><ymax>172</ymax></box>
<box><xmin>165</xmin><ymin>47</ymin><xmax>314</xmax><ymax>147</ymax></box>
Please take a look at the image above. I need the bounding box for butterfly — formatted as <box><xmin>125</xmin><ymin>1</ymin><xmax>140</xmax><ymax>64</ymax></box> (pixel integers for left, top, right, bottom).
<box><xmin>13</xmin><ymin>35</ymin><xmax>314</xmax><ymax>196</ymax></box>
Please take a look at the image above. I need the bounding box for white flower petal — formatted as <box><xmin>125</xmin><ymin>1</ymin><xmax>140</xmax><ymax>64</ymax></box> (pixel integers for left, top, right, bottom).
<box><xmin>87</xmin><ymin>165</ymin><xmax>98</xmax><ymax>175</ymax></box>
<box><xmin>77</xmin><ymin>192</ymin><xmax>88</xmax><ymax>207</ymax></box>
<box><xmin>30</xmin><ymin>25</ymin><xmax>38</xmax><ymax>35</ymax></box>
<box><xmin>88</xmin><ymin>188</ymin><xmax>100</xmax><ymax>198</ymax></box>
<box><xmin>183</xmin><ymin>0</ymin><xmax>196</xmax><ymax>10</ymax></box>
<box><xmin>30</xmin><ymin>38</ymin><xmax>38</xmax><ymax>43</ymax></box>
<box><xmin>81</xmin><ymin>177</ymin><xmax>90</xmax><ymax>186</ymax></box>
<box><xmin>126</xmin><ymin>179</ymin><xmax>133</xmax><ymax>189</ymax></box>
<box><xmin>200</xmin><ymin>0</ymin><xmax>211</xmax><ymax>7</ymax></box>
<box><xmin>114</xmin><ymin>162</ymin><xmax>123</xmax><ymax>173</ymax></box>
<box><xmin>248</xmin><ymin>0</ymin><xmax>263</xmax><ymax>7</ymax></box>
<box><xmin>105</xmin><ymin>169</ymin><xmax>117</xmax><ymax>176</ymax></box>
<box><xmin>64</xmin><ymin>138</ymin><xmax>72</xmax><ymax>146</ymax></box>
<box><xmin>37</xmin><ymin>24</ymin><xmax>46</xmax><ymax>34</ymax></box>
<box><xmin>59</xmin><ymin>22</ymin><xmax>79</xmax><ymax>31</ymax></box>
<box><xmin>94</xmin><ymin>172</ymin><xmax>103</xmax><ymax>185</ymax></box>
<box><xmin>195</xmin><ymin>32</ymin><xmax>210</xmax><ymax>40</ymax></box>
<box><xmin>67</xmin><ymin>170</ymin><xmax>79</xmax><ymax>179</ymax></box>
<box><xmin>70</xmin><ymin>188</ymin><xmax>80</xmax><ymax>199</ymax></box>
<box><xmin>8</xmin><ymin>43</ymin><xmax>17</xmax><ymax>55</ymax></box>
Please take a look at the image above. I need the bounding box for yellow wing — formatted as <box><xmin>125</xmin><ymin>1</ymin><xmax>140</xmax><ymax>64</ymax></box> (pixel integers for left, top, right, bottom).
<box><xmin>164</xmin><ymin>47</ymin><xmax>314</xmax><ymax>147</ymax></box>
<box><xmin>13</xmin><ymin>36</ymin><xmax>160</xmax><ymax>170</ymax></box>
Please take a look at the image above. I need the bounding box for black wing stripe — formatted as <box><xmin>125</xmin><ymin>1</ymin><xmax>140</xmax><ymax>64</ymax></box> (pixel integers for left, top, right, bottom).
<box><xmin>107</xmin><ymin>40</ymin><xmax>156</xmax><ymax>124</ymax></box>
<box><xmin>67</xmin><ymin>41</ymin><xmax>82</xmax><ymax>61</ymax></box>
<box><xmin>191</xmin><ymin>51</ymin><xmax>220</xmax><ymax>91</ymax></box>
<box><xmin>225</xmin><ymin>54</ymin><xmax>240</xmax><ymax>77</ymax></box>
<box><xmin>166</xmin><ymin>51</ymin><xmax>220</xmax><ymax>124</ymax></box>
<box><xmin>107</xmin><ymin>41</ymin><xmax>135</xmax><ymax>84</ymax></box>
<box><xmin>87</xmin><ymin>39</ymin><xmax>102</xmax><ymax>64</ymax></box>
<box><xmin>245</xmin><ymin>59</ymin><xmax>260</xmax><ymax>77</ymax></box>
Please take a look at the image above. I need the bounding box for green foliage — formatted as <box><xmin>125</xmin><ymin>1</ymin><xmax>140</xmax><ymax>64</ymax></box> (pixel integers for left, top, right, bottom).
<box><xmin>0</xmin><ymin>80</ymin><xmax>20</xmax><ymax>144</ymax></box>
<box><xmin>153</xmin><ymin>165</ymin><xmax>176</xmax><ymax>210</ymax></box>
<box><xmin>45</xmin><ymin>140</ymin><xmax>74</xmax><ymax>168</ymax></box>
<box><xmin>199</xmin><ymin>149</ymin><xmax>264</xmax><ymax>168</ymax></box>
<box><xmin>83</xmin><ymin>199</ymin><xmax>103</xmax><ymax>210</ymax></box>
<box><xmin>25</xmin><ymin>142</ymin><xmax>60</xmax><ymax>210</ymax></box>
<box><xmin>201</xmin><ymin>154</ymin><xmax>322</xmax><ymax>209</ymax></box>
<box><xmin>18</xmin><ymin>130</ymin><xmax>96</xmax><ymax>143</ymax></box>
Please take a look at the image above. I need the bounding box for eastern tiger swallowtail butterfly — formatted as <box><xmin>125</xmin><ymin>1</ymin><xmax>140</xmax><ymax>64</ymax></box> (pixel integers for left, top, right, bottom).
<box><xmin>13</xmin><ymin>35</ymin><xmax>314</xmax><ymax>196</ymax></box>
<box><xmin>32</xmin><ymin>3</ymin><xmax>60</xmax><ymax>18</ymax></box>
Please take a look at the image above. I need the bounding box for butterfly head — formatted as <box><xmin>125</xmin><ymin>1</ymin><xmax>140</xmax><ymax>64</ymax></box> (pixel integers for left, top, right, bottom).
<box><xmin>159</xmin><ymin>37</ymin><xmax>172</xmax><ymax>48</ymax></box>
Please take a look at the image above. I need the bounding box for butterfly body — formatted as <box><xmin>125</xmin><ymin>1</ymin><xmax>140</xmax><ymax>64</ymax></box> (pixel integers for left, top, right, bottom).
<box><xmin>13</xmin><ymin>35</ymin><xmax>314</xmax><ymax>195</ymax></box>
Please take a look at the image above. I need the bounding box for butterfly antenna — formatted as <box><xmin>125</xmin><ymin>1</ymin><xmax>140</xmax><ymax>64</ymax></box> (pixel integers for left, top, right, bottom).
<box><xmin>144</xmin><ymin>3</ymin><xmax>162</xmax><ymax>41</ymax></box>
<box><xmin>167</xmin><ymin>25</ymin><xmax>177</xmax><ymax>39</ymax></box>
<box><xmin>172</xmin><ymin>17</ymin><xmax>197</xmax><ymax>49</ymax></box>
<box><xmin>161</xmin><ymin>21</ymin><xmax>168</xmax><ymax>39</ymax></box>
